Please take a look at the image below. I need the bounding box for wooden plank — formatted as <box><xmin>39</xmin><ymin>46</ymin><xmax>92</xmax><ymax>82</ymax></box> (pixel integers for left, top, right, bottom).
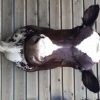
<box><xmin>72</xmin><ymin>0</ymin><xmax>86</xmax><ymax>99</ymax></box>
<box><xmin>62</xmin><ymin>0</ymin><xmax>72</xmax><ymax>29</ymax></box>
<box><xmin>38</xmin><ymin>0</ymin><xmax>50</xmax><ymax>100</ymax></box>
<box><xmin>0</xmin><ymin>0</ymin><xmax>2</xmax><ymax>100</ymax></box>
<box><xmin>96</xmin><ymin>0</ymin><xmax>100</xmax><ymax>30</ymax></box>
<box><xmin>0</xmin><ymin>0</ymin><xmax>1</xmax><ymax>34</ymax></box>
<box><xmin>14</xmin><ymin>69</ymin><xmax>27</xmax><ymax>100</ymax></box>
<box><xmin>38</xmin><ymin>0</ymin><xmax>49</xmax><ymax>27</ymax></box>
<box><xmin>14</xmin><ymin>0</ymin><xmax>27</xmax><ymax>100</ymax></box>
<box><xmin>50</xmin><ymin>0</ymin><xmax>61</xmax><ymax>29</ymax></box>
<box><xmin>50</xmin><ymin>0</ymin><xmax>63</xmax><ymax>99</ymax></box>
<box><xmin>15</xmin><ymin>0</ymin><xmax>25</xmax><ymax>28</ymax></box>
<box><xmin>62</xmin><ymin>0</ymin><xmax>74</xmax><ymax>100</ymax></box>
<box><xmin>73</xmin><ymin>0</ymin><xmax>83</xmax><ymax>26</ymax></box>
<box><xmin>96</xmin><ymin>0</ymin><xmax>100</xmax><ymax>99</ymax></box>
<box><xmin>27</xmin><ymin>0</ymin><xmax>37</xmax><ymax>25</ymax></box>
<box><xmin>84</xmin><ymin>0</ymin><xmax>98</xmax><ymax>99</ymax></box>
<box><xmin>1</xmin><ymin>0</ymin><xmax>14</xmax><ymax>100</ymax></box>
<box><xmin>27</xmin><ymin>0</ymin><xmax>38</xmax><ymax>100</ymax></box>
<box><xmin>0</xmin><ymin>0</ymin><xmax>1</xmax><ymax>99</ymax></box>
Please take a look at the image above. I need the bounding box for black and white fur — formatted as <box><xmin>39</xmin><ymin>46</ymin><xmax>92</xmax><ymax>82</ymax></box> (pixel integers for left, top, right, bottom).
<box><xmin>0</xmin><ymin>5</ymin><xmax>100</xmax><ymax>93</ymax></box>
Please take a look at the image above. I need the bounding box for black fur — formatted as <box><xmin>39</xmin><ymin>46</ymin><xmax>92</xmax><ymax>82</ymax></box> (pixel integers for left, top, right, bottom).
<box><xmin>82</xmin><ymin>4</ymin><xmax>99</xmax><ymax>26</ymax></box>
<box><xmin>82</xmin><ymin>70</ymin><xmax>100</xmax><ymax>93</ymax></box>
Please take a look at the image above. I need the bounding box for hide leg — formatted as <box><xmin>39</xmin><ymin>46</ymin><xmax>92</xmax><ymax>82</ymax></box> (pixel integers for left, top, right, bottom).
<box><xmin>0</xmin><ymin>41</ymin><xmax>22</xmax><ymax>53</ymax></box>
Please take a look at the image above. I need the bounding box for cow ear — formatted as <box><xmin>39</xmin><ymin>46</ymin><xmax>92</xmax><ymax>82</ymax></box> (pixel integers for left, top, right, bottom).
<box><xmin>82</xmin><ymin>70</ymin><xmax>100</xmax><ymax>93</ymax></box>
<box><xmin>82</xmin><ymin>4</ymin><xmax>99</xmax><ymax>26</ymax></box>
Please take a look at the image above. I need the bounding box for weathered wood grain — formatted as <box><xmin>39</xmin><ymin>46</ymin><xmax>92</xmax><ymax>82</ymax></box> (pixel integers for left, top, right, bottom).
<box><xmin>73</xmin><ymin>0</ymin><xmax>87</xmax><ymax>99</ymax></box>
<box><xmin>27</xmin><ymin>0</ymin><xmax>39</xmax><ymax>100</ymax></box>
<box><xmin>0</xmin><ymin>0</ymin><xmax>1</xmax><ymax>100</ymax></box>
<box><xmin>14</xmin><ymin>0</ymin><xmax>27</xmax><ymax>100</ymax></box>
<box><xmin>27</xmin><ymin>0</ymin><xmax>38</xmax><ymax>25</ymax></box>
<box><xmin>1</xmin><ymin>0</ymin><xmax>14</xmax><ymax>100</ymax></box>
<box><xmin>62</xmin><ymin>0</ymin><xmax>74</xmax><ymax>100</ymax></box>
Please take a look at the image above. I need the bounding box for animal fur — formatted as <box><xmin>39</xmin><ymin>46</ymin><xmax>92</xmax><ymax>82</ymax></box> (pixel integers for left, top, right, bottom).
<box><xmin>0</xmin><ymin>4</ymin><xmax>100</xmax><ymax>93</ymax></box>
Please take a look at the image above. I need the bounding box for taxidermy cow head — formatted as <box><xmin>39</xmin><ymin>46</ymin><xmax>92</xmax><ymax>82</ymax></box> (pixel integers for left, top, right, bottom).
<box><xmin>0</xmin><ymin>5</ymin><xmax>100</xmax><ymax>93</ymax></box>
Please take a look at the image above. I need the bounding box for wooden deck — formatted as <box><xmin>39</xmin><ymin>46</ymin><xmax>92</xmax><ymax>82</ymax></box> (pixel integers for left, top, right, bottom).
<box><xmin>0</xmin><ymin>0</ymin><xmax>100</xmax><ymax>100</ymax></box>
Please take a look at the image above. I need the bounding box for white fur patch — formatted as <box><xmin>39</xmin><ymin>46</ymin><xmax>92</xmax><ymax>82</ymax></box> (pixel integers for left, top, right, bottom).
<box><xmin>0</xmin><ymin>41</ymin><xmax>22</xmax><ymax>62</ymax></box>
<box><xmin>5</xmin><ymin>52</ymin><xmax>22</xmax><ymax>62</ymax></box>
<box><xmin>76</xmin><ymin>31</ymin><xmax>100</xmax><ymax>63</ymax></box>
<box><xmin>37</xmin><ymin>35</ymin><xmax>63</xmax><ymax>60</ymax></box>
